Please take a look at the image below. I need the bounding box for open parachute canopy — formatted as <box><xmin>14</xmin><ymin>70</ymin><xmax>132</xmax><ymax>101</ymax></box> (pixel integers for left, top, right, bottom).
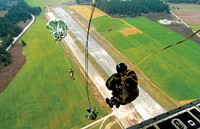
<box><xmin>46</xmin><ymin>19</ymin><xmax>68</xmax><ymax>42</ymax></box>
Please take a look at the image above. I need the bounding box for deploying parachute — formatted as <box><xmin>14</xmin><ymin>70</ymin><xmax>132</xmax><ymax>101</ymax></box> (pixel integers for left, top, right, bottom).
<box><xmin>46</xmin><ymin>19</ymin><xmax>68</xmax><ymax>42</ymax></box>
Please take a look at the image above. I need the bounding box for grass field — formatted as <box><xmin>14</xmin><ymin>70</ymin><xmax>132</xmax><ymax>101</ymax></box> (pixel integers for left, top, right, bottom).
<box><xmin>25</xmin><ymin>0</ymin><xmax>68</xmax><ymax>7</ymax></box>
<box><xmin>92</xmin><ymin>15</ymin><xmax>200</xmax><ymax>101</ymax></box>
<box><xmin>0</xmin><ymin>0</ymin><xmax>107</xmax><ymax>129</ymax></box>
<box><xmin>191</xmin><ymin>25</ymin><xmax>200</xmax><ymax>32</ymax></box>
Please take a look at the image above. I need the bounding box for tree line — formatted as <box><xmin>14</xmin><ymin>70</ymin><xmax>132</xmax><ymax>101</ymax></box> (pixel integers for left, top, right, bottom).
<box><xmin>75</xmin><ymin>0</ymin><xmax>170</xmax><ymax>17</ymax></box>
<box><xmin>0</xmin><ymin>0</ymin><xmax>41</xmax><ymax>66</ymax></box>
<box><xmin>166</xmin><ymin>0</ymin><xmax>200</xmax><ymax>4</ymax></box>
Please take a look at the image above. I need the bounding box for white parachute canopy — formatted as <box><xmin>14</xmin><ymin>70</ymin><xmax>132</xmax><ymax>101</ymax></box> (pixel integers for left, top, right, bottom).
<box><xmin>46</xmin><ymin>19</ymin><xmax>68</xmax><ymax>42</ymax></box>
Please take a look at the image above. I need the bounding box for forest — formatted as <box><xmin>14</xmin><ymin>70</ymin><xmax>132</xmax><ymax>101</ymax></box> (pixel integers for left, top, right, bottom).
<box><xmin>75</xmin><ymin>0</ymin><xmax>170</xmax><ymax>17</ymax></box>
<box><xmin>0</xmin><ymin>0</ymin><xmax>41</xmax><ymax>66</ymax></box>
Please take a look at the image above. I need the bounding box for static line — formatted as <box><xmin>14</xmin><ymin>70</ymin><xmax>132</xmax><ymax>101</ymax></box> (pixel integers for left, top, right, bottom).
<box><xmin>84</xmin><ymin>1</ymin><xmax>97</xmax><ymax>108</ymax></box>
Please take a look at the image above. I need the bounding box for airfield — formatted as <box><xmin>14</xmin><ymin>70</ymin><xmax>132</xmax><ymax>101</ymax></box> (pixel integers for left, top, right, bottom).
<box><xmin>46</xmin><ymin>7</ymin><xmax>167</xmax><ymax>127</ymax></box>
<box><xmin>45</xmin><ymin>4</ymin><xmax>200</xmax><ymax>128</ymax></box>
<box><xmin>0</xmin><ymin>1</ymin><xmax>199</xmax><ymax>128</ymax></box>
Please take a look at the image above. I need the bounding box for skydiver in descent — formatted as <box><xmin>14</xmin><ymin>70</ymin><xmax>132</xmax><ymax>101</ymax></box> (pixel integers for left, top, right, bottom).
<box><xmin>86</xmin><ymin>107</ymin><xmax>98</xmax><ymax>120</ymax></box>
<box><xmin>105</xmin><ymin>62</ymin><xmax>139</xmax><ymax>108</ymax></box>
<box><xmin>69</xmin><ymin>68</ymin><xmax>75</xmax><ymax>80</ymax></box>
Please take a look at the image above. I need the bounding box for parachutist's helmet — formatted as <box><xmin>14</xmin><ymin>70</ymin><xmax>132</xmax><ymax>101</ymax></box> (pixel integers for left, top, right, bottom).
<box><xmin>116</xmin><ymin>62</ymin><xmax>127</xmax><ymax>74</ymax></box>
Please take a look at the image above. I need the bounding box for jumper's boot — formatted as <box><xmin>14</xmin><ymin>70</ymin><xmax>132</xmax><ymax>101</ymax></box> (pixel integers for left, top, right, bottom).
<box><xmin>106</xmin><ymin>98</ymin><xmax>113</xmax><ymax>108</ymax></box>
<box><xmin>116</xmin><ymin>102</ymin><xmax>120</xmax><ymax>108</ymax></box>
<box><xmin>110</xmin><ymin>97</ymin><xmax>121</xmax><ymax>108</ymax></box>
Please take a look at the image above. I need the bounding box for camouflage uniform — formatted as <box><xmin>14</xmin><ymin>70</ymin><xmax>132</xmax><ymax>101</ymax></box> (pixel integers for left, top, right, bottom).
<box><xmin>106</xmin><ymin>69</ymin><xmax>139</xmax><ymax>108</ymax></box>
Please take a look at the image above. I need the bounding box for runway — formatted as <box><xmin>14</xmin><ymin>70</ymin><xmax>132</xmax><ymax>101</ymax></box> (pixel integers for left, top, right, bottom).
<box><xmin>47</xmin><ymin>7</ymin><xmax>166</xmax><ymax>128</ymax></box>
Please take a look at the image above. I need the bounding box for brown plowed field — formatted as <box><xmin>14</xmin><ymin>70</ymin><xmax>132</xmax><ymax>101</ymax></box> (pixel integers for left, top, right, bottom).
<box><xmin>172</xmin><ymin>10</ymin><xmax>200</xmax><ymax>25</ymax></box>
<box><xmin>0</xmin><ymin>44</ymin><xmax>26</xmax><ymax>93</ymax></box>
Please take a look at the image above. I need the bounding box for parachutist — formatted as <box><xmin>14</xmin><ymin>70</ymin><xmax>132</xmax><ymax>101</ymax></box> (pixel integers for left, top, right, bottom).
<box><xmin>105</xmin><ymin>62</ymin><xmax>139</xmax><ymax>108</ymax></box>
<box><xmin>86</xmin><ymin>107</ymin><xmax>98</xmax><ymax>120</ymax></box>
<box><xmin>46</xmin><ymin>19</ymin><xmax>68</xmax><ymax>42</ymax></box>
<box><xmin>69</xmin><ymin>68</ymin><xmax>75</xmax><ymax>80</ymax></box>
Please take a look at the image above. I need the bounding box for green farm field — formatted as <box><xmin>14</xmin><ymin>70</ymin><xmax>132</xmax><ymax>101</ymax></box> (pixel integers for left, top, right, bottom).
<box><xmin>0</xmin><ymin>0</ymin><xmax>107</xmax><ymax>128</ymax></box>
<box><xmin>92</xmin><ymin>15</ymin><xmax>200</xmax><ymax>101</ymax></box>
<box><xmin>25</xmin><ymin>0</ymin><xmax>68</xmax><ymax>7</ymax></box>
<box><xmin>191</xmin><ymin>25</ymin><xmax>200</xmax><ymax>32</ymax></box>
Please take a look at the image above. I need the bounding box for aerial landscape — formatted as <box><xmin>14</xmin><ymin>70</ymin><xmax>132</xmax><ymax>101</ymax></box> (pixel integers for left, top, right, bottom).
<box><xmin>0</xmin><ymin>0</ymin><xmax>200</xmax><ymax>128</ymax></box>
